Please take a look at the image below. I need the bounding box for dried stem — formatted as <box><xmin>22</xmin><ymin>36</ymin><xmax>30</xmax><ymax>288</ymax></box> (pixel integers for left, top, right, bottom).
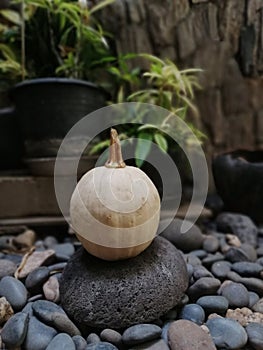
<box><xmin>105</xmin><ymin>128</ymin><xmax>126</xmax><ymax>168</ymax></box>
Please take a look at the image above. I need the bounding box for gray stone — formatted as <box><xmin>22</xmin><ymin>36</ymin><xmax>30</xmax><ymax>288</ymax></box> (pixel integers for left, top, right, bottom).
<box><xmin>179</xmin><ymin>304</ymin><xmax>205</xmax><ymax>325</ymax></box>
<box><xmin>86</xmin><ymin>342</ymin><xmax>118</xmax><ymax>350</ymax></box>
<box><xmin>0</xmin><ymin>259</ymin><xmax>16</xmax><ymax>279</ymax></box>
<box><xmin>25</xmin><ymin>266</ymin><xmax>50</xmax><ymax>293</ymax></box>
<box><xmin>225</xmin><ymin>247</ymin><xmax>254</xmax><ymax>262</ymax></box>
<box><xmin>1</xmin><ymin>312</ymin><xmax>29</xmax><ymax>347</ymax></box>
<box><xmin>122</xmin><ymin>324</ymin><xmax>161</xmax><ymax>346</ymax></box>
<box><xmin>252</xmin><ymin>298</ymin><xmax>263</xmax><ymax>313</ymax></box>
<box><xmin>86</xmin><ymin>333</ymin><xmax>100</xmax><ymax>344</ymax></box>
<box><xmin>0</xmin><ymin>276</ymin><xmax>27</xmax><ymax>311</ymax></box>
<box><xmin>60</xmin><ymin>237</ymin><xmax>188</xmax><ymax>330</ymax></box>
<box><xmin>193</xmin><ymin>265</ymin><xmax>213</xmax><ymax>280</ymax></box>
<box><xmin>196</xmin><ymin>295</ymin><xmax>229</xmax><ymax>314</ymax></box>
<box><xmin>168</xmin><ymin>320</ymin><xmax>216</xmax><ymax>350</ymax></box>
<box><xmin>53</xmin><ymin>243</ymin><xmax>75</xmax><ymax>258</ymax></box>
<box><xmin>232</xmin><ymin>262</ymin><xmax>263</xmax><ymax>277</ymax></box>
<box><xmin>190</xmin><ymin>249</ymin><xmax>208</xmax><ymax>259</ymax></box>
<box><xmin>100</xmin><ymin>329</ymin><xmax>122</xmax><ymax>348</ymax></box>
<box><xmin>187</xmin><ymin>277</ymin><xmax>221</xmax><ymax>300</ymax></box>
<box><xmin>72</xmin><ymin>335</ymin><xmax>87</xmax><ymax>350</ymax></box>
<box><xmin>206</xmin><ymin>317</ymin><xmax>248</xmax><ymax>349</ymax></box>
<box><xmin>23</xmin><ymin>316</ymin><xmax>57</xmax><ymax>350</ymax></box>
<box><xmin>202</xmin><ymin>252</ymin><xmax>225</xmax><ymax>267</ymax></box>
<box><xmin>46</xmin><ymin>333</ymin><xmax>76</xmax><ymax>350</ymax></box>
<box><xmin>249</xmin><ymin>291</ymin><xmax>260</xmax><ymax>308</ymax></box>
<box><xmin>211</xmin><ymin>261</ymin><xmax>232</xmax><ymax>279</ymax></box>
<box><xmin>226</xmin><ymin>271</ymin><xmax>263</xmax><ymax>296</ymax></box>
<box><xmin>203</xmin><ymin>236</ymin><xmax>219</xmax><ymax>253</ymax></box>
<box><xmin>32</xmin><ymin>300</ymin><xmax>80</xmax><ymax>336</ymax></box>
<box><xmin>216</xmin><ymin>213</ymin><xmax>258</xmax><ymax>247</ymax></box>
<box><xmin>159</xmin><ymin>218</ymin><xmax>204</xmax><ymax>252</ymax></box>
<box><xmin>246</xmin><ymin>322</ymin><xmax>263</xmax><ymax>350</ymax></box>
<box><xmin>129</xmin><ymin>339</ymin><xmax>169</xmax><ymax>349</ymax></box>
<box><xmin>219</xmin><ymin>281</ymin><xmax>249</xmax><ymax>308</ymax></box>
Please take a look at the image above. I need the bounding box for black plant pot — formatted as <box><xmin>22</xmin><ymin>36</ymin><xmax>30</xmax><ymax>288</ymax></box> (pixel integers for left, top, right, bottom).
<box><xmin>0</xmin><ymin>107</ymin><xmax>24</xmax><ymax>170</ymax></box>
<box><xmin>212</xmin><ymin>149</ymin><xmax>263</xmax><ymax>223</ymax></box>
<box><xmin>11</xmin><ymin>78</ymin><xmax>107</xmax><ymax>157</ymax></box>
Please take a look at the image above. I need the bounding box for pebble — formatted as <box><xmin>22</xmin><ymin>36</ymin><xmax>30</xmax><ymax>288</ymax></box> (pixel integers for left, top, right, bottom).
<box><xmin>203</xmin><ymin>236</ymin><xmax>219</xmax><ymax>253</ymax></box>
<box><xmin>245</xmin><ymin>322</ymin><xmax>263</xmax><ymax>350</ymax></box>
<box><xmin>202</xmin><ymin>252</ymin><xmax>224</xmax><ymax>267</ymax></box>
<box><xmin>187</xmin><ymin>264</ymin><xmax>194</xmax><ymax>279</ymax></box>
<box><xmin>196</xmin><ymin>295</ymin><xmax>229</xmax><ymax>314</ymax></box>
<box><xmin>23</xmin><ymin>316</ymin><xmax>57</xmax><ymax>350</ymax></box>
<box><xmin>32</xmin><ymin>299</ymin><xmax>65</xmax><ymax>320</ymax></box>
<box><xmin>1</xmin><ymin>311</ymin><xmax>28</xmax><ymax>347</ymax></box>
<box><xmin>53</xmin><ymin>243</ymin><xmax>75</xmax><ymax>258</ymax></box>
<box><xmin>22</xmin><ymin>302</ymin><xmax>33</xmax><ymax>316</ymax></box>
<box><xmin>130</xmin><ymin>339</ymin><xmax>170</xmax><ymax>349</ymax></box>
<box><xmin>0</xmin><ymin>259</ymin><xmax>17</xmax><ymax>278</ymax></box>
<box><xmin>185</xmin><ymin>254</ymin><xmax>202</xmax><ymax>266</ymax></box>
<box><xmin>48</xmin><ymin>262</ymin><xmax>67</xmax><ymax>273</ymax></box>
<box><xmin>0</xmin><ymin>276</ymin><xmax>27</xmax><ymax>310</ymax></box>
<box><xmin>46</xmin><ymin>333</ymin><xmax>76</xmax><ymax>350</ymax></box>
<box><xmin>86</xmin><ymin>342</ymin><xmax>118</xmax><ymax>350</ymax></box>
<box><xmin>72</xmin><ymin>335</ymin><xmax>87</xmax><ymax>350</ymax></box>
<box><xmin>2</xmin><ymin>253</ymin><xmax>22</xmax><ymax>264</ymax></box>
<box><xmin>25</xmin><ymin>266</ymin><xmax>50</xmax><ymax>293</ymax></box>
<box><xmin>28</xmin><ymin>293</ymin><xmax>43</xmax><ymax>302</ymax></box>
<box><xmin>248</xmin><ymin>291</ymin><xmax>260</xmax><ymax>308</ymax></box>
<box><xmin>159</xmin><ymin>218</ymin><xmax>204</xmax><ymax>252</ymax></box>
<box><xmin>0</xmin><ymin>296</ymin><xmax>14</xmax><ymax>324</ymax></box>
<box><xmin>218</xmin><ymin>281</ymin><xmax>249</xmax><ymax>307</ymax></box>
<box><xmin>32</xmin><ymin>299</ymin><xmax>80</xmax><ymax>336</ymax></box>
<box><xmin>226</xmin><ymin>307</ymin><xmax>263</xmax><ymax>326</ymax></box>
<box><xmin>13</xmin><ymin>229</ymin><xmax>36</xmax><ymax>251</ymax></box>
<box><xmin>43</xmin><ymin>275</ymin><xmax>60</xmax><ymax>302</ymax></box>
<box><xmin>51</xmin><ymin>312</ymin><xmax>81</xmax><ymax>336</ymax></box>
<box><xmin>226</xmin><ymin>271</ymin><xmax>263</xmax><ymax>296</ymax></box>
<box><xmin>225</xmin><ymin>247</ymin><xmax>253</xmax><ymax>263</ymax></box>
<box><xmin>168</xmin><ymin>319</ymin><xmax>216</xmax><ymax>350</ymax></box>
<box><xmin>179</xmin><ymin>304</ymin><xmax>205</xmax><ymax>325</ymax></box>
<box><xmin>216</xmin><ymin>212</ymin><xmax>258</xmax><ymax>247</ymax></box>
<box><xmin>232</xmin><ymin>261</ymin><xmax>263</xmax><ymax>277</ymax></box>
<box><xmin>193</xmin><ymin>265</ymin><xmax>213</xmax><ymax>280</ymax></box>
<box><xmin>190</xmin><ymin>249</ymin><xmax>207</xmax><ymax>259</ymax></box>
<box><xmin>122</xmin><ymin>324</ymin><xmax>162</xmax><ymax>346</ymax></box>
<box><xmin>252</xmin><ymin>298</ymin><xmax>263</xmax><ymax>313</ymax></box>
<box><xmin>187</xmin><ymin>277</ymin><xmax>221</xmax><ymax>300</ymax></box>
<box><xmin>44</xmin><ymin>236</ymin><xmax>58</xmax><ymax>248</ymax></box>
<box><xmin>211</xmin><ymin>261</ymin><xmax>232</xmax><ymax>279</ymax></box>
<box><xmin>100</xmin><ymin>329</ymin><xmax>122</xmax><ymax>348</ymax></box>
<box><xmin>206</xmin><ymin>317</ymin><xmax>248</xmax><ymax>349</ymax></box>
<box><xmin>16</xmin><ymin>249</ymin><xmax>55</xmax><ymax>278</ymax></box>
<box><xmin>0</xmin><ymin>235</ymin><xmax>15</xmax><ymax>250</ymax></box>
<box><xmin>86</xmin><ymin>333</ymin><xmax>101</xmax><ymax>344</ymax></box>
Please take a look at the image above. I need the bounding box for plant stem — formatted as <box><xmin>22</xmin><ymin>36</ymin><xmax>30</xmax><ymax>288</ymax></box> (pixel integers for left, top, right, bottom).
<box><xmin>21</xmin><ymin>0</ymin><xmax>25</xmax><ymax>80</ymax></box>
<box><xmin>105</xmin><ymin>128</ymin><xmax>126</xmax><ymax>168</ymax></box>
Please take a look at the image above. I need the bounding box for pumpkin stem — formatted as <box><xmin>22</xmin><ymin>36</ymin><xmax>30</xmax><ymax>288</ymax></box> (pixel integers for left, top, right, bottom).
<box><xmin>105</xmin><ymin>128</ymin><xmax>126</xmax><ymax>168</ymax></box>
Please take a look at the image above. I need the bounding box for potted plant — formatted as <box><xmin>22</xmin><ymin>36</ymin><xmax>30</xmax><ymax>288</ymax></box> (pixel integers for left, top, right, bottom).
<box><xmin>91</xmin><ymin>54</ymin><xmax>205</xmax><ymax>194</ymax></box>
<box><xmin>0</xmin><ymin>0</ymin><xmax>114</xmax><ymax>160</ymax></box>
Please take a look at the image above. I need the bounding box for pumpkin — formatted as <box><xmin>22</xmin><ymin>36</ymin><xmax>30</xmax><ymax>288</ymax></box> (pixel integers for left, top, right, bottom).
<box><xmin>70</xmin><ymin>128</ymin><xmax>160</xmax><ymax>261</ymax></box>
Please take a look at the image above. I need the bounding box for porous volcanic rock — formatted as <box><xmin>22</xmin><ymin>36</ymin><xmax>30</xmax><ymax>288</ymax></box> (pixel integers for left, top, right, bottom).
<box><xmin>60</xmin><ymin>237</ymin><xmax>188</xmax><ymax>331</ymax></box>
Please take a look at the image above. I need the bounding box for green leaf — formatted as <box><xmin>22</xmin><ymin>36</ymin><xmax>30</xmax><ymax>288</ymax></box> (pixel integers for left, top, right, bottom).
<box><xmin>135</xmin><ymin>132</ymin><xmax>152</xmax><ymax>167</ymax></box>
<box><xmin>0</xmin><ymin>9</ymin><xmax>21</xmax><ymax>25</ymax></box>
<box><xmin>89</xmin><ymin>0</ymin><xmax>115</xmax><ymax>15</ymax></box>
<box><xmin>154</xmin><ymin>133</ymin><xmax>168</xmax><ymax>153</ymax></box>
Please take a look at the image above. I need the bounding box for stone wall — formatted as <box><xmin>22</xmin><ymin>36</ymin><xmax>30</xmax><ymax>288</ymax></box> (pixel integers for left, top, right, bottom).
<box><xmin>99</xmin><ymin>0</ymin><xmax>263</xmax><ymax>187</ymax></box>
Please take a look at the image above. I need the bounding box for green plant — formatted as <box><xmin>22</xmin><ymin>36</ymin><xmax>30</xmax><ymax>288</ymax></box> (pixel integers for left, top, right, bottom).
<box><xmin>91</xmin><ymin>54</ymin><xmax>205</xmax><ymax>167</ymax></box>
<box><xmin>0</xmin><ymin>0</ymin><xmax>115</xmax><ymax>81</ymax></box>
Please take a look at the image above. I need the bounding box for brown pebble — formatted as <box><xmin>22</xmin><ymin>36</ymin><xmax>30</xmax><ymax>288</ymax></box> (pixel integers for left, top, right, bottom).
<box><xmin>168</xmin><ymin>320</ymin><xmax>216</xmax><ymax>350</ymax></box>
<box><xmin>0</xmin><ymin>297</ymin><xmax>14</xmax><ymax>325</ymax></box>
<box><xmin>43</xmin><ymin>276</ymin><xmax>60</xmax><ymax>303</ymax></box>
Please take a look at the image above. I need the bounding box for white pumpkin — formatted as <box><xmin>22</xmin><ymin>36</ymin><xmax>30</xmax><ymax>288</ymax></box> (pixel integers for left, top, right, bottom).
<box><xmin>70</xmin><ymin>129</ymin><xmax>160</xmax><ymax>260</ymax></box>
